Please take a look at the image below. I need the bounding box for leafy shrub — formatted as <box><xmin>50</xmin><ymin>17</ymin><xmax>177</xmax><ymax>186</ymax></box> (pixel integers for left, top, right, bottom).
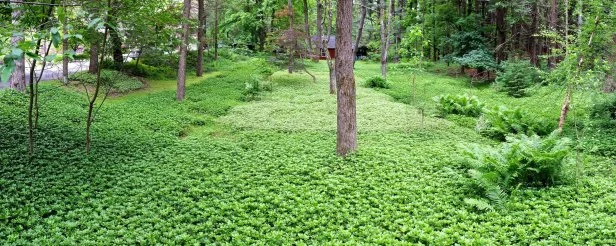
<box><xmin>364</xmin><ymin>76</ymin><xmax>390</xmax><ymax>89</ymax></box>
<box><xmin>495</xmin><ymin>60</ymin><xmax>542</xmax><ymax>97</ymax></box>
<box><xmin>242</xmin><ymin>76</ymin><xmax>272</xmax><ymax>101</ymax></box>
<box><xmin>434</xmin><ymin>94</ymin><xmax>484</xmax><ymax>117</ymax></box>
<box><xmin>69</xmin><ymin>70</ymin><xmax>144</xmax><ymax>93</ymax></box>
<box><xmin>589</xmin><ymin>93</ymin><xmax>616</xmax><ymax>122</ymax></box>
<box><xmin>476</xmin><ymin>106</ymin><xmax>554</xmax><ymax>141</ymax></box>
<box><xmin>453</xmin><ymin>48</ymin><xmax>499</xmax><ymax>74</ymax></box>
<box><xmin>463</xmin><ymin>132</ymin><xmax>571</xmax><ymax>208</ymax></box>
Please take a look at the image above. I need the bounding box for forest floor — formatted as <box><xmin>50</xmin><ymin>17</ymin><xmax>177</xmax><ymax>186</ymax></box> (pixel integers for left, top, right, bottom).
<box><xmin>0</xmin><ymin>58</ymin><xmax>614</xmax><ymax>244</ymax></box>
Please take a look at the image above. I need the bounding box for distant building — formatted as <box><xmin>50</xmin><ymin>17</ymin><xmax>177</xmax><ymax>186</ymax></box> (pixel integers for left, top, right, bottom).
<box><xmin>311</xmin><ymin>36</ymin><xmax>366</xmax><ymax>60</ymax></box>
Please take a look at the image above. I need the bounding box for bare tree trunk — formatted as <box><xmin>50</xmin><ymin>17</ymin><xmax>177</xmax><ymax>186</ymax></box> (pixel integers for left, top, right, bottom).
<box><xmin>316</xmin><ymin>0</ymin><xmax>323</xmax><ymax>61</ymax></box>
<box><xmin>353</xmin><ymin>0</ymin><xmax>367</xmax><ymax>66</ymax></box>
<box><xmin>214</xmin><ymin>0</ymin><xmax>219</xmax><ymax>60</ymax></box>
<box><xmin>177</xmin><ymin>0</ymin><xmax>191</xmax><ymax>101</ymax></box>
<box><xmin>196</xmin><ymin>0</ymin><xmax>205</xmax><ymax>76</ymax></box>
<box><xmin>379</xmin><ymin>0</ymin><xmax>393</xmax><ymax>79</ymax></box>
<box><xmin>325</xmin><ymin>0</ymin><xmax>336</xmax><ymax>94</ymax></box>
<box><xmin>495</xmin><ymin>6</ymin><xmax>507</xmax><ymax>62</ymax></box>
<box><xmin>558</xmin><ymin>16</ymin><xmax>599</xmax><ymax>131</ymax></box>
<box><xmin>288</xmin><ymin>0</ymin><xmax>295</xmax><ymax>73</ymax></box>
<box><xmin>88</xmin><ymin>0</ymin><xmax>100</xmax><ymax>74</ymax></box>
<box><xmin>529</xmin><ymin>1</ymin><xmax>539</xmax><ymax>66</ymax></box>
<box><xmin>9</xmin><ymin>0</ymin><xmax>26</xmax><ymax>91</ymax></box>
<box><xmin>548</xmin><ymin>0</ymin><xmax>557</xmax><ymax>69</ymax></box>
<box><xmin>27</xmin><ymin>0</ymin><xmax>56</xmax><ymax>155</ymax></box>
<box><xmin>62</xmin><ymin>1</ymin><xmax>69</xmax><ymax>85</ymax></box>
<box><xmin>335</xmin><ymin>0</ymin><xmax>357</xmax><ymax>157</ymax></box>
<box><xmin>302</xmin><ymin>0</ymin><xmax>312</xmax><ymax>57</ymax></box>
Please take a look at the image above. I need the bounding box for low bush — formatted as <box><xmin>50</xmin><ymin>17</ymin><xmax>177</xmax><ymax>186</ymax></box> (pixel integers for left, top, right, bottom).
<box><xmin>434</xmin><ymin>94</ymin><xmax>484</xmax><ymax>117</ymax></box>
<box><xmin>242</xmin><ymin>76</ymin><xmax>273</xmax><ymax>101</ymax></box>
<box><xmin>453</xmin><ymin>49</ymin><xmax>499</xmax><ymax>75</ymax></box>
<box><xmin>495</xmin><ymin>59</ymin><xmax>542</xmax><ymax>97</ymax></box>
<box><xmin>589</xmin><ymin>93</ymin><xmax>616</xmax><ymax>122</ymax></box>
<box><xmin>69</xmin><ymin>70</ymin><xmax>144</xmax><ymax>93</ymax></box>
<box><xmin>463</xmin><ymin>132</ymin><xmax>571</xmax><ymax>209</ymax></box>
<box><xmin>364</xmin><ymin>76</ymin><xmax>390</xmax><ymax>89</ymax></box>
<box><xmin>476</xmin><ymin>106</ymin><xmax>554</xmax><ymax>141</ymax></box>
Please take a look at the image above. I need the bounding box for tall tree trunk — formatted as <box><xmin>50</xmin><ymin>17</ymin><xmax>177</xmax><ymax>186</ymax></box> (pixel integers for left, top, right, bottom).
<box><xmin>214</xmin><ymin>0</ymin><xmax>219</xmax><ymax>60</ymax></box>
<box><xmin>325</xmin><ymin>0</ymin><xmax>336</xmax><ymax>94</ymax></box>
<box><xmin>335</xmin><ymin>0</ymin><xmax>357</xmax><ymax>157</ymax></box>
<box><xmin>177</xmin><ymin>0</ymin><xmax>191</xmax><ymax>101</ymax></box>
<box><xmin>548</xmin><ymin>0</ymin><xmax>557</xmax><ymax>68</ymax></box>
<box><xmin>529</xmin><ymin>1</ymin><xmax>539</xmax><ymax>66</ymax></box>
<box><xmin>88</xmin><ymin>0</ymin><xmax>100</xmax><ymax>74</ymax></box>
<box><xmin>62</xmin><ymin>2</ymin><xmax>69</xmax><ymax>85</ymax></box>
<box><xmin>495</xmin><ymin>6</ymin><xmax>507</xmax><ymax>62</ymax></box>
<box><xmin>257</xmin><ymin>0</ymin><xmax>266</xmax><ymax>51</ymax></box>
<box><xmin>288</xmin><ymin>0</ymin><xmax>295</xmax><ymax>73</ymax></box>
<box><xmin>196</xmin><ymin>0</ymin><xmax>205</xmax><ymax>76</ymax></box>
<box><xmin>354</xmin><ymin>0</ymin><xmax>368</xmax><ymax>66</ymax></box>
<box><xmin>316</xmin><ymin>0</ymin><xmax>323</xmax><ymax>61</ymax></box>
<box><xmin>9</xmin><ymin>0</ymin><xmax>26</xmax><ymax>91</ymax></box>
<box><xmin>302</xmin><ymin>0</ymin><xmax>312</xmax><ymax>57</ymax></box>
<box><xmin>379</xmin><ymin>0</ymin><xmax>393</xmax><ymax>79</ymax></box>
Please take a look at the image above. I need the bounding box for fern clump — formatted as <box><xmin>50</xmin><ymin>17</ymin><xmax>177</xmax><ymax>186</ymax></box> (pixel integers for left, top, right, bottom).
<box><xmin>463</xmin><ymin>132</ymin><xmax>571</xmax><ymax>208</ymax></box>
<box><xmin>495</xmin><ymin>59</ymin><xmax>541</xmax><ymax>97</ymax></box>
<box><xmin>364</xmin><ymin>76</ymin><xmax>390</xmax><ymax>89</ymax></box>
<box><xmin>434</xmin><ymin>94</ymin><xmax>484</xmax><ymax>117</ymax></box>
<box><xmin>476</xmin><ymin>106</ymin><xmax>554</xmax><ymax>141</ymax></box>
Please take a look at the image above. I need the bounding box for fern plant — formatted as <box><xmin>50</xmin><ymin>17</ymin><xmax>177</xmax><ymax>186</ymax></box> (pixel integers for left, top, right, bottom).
<box><xmin>434</xmin><ymin>94</ymin><xmax>485</xmax><ymax>117</ymax></box>
<box><xmin>463</xmin><ymin>132</ymin><xmax>571</xmax><ymax>208</ymax></box>
<box><xmin>476</xmin><ymin>106</ymin><xmax>554</xmax><ymax>141</ymax></box>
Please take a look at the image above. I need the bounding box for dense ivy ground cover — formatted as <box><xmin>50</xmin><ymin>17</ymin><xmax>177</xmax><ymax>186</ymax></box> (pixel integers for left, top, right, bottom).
<box><xmin>1</xmin><ymin>59</ymin><xmax>615</xmax><ymax>244</ymax></box>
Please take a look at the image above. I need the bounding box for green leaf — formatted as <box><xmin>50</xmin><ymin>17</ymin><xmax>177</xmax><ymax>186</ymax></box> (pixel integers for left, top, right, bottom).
<box><xmin>1</xmin><ymin>64</ymin><xmax>15</xmax><ymax>82</ymax></box>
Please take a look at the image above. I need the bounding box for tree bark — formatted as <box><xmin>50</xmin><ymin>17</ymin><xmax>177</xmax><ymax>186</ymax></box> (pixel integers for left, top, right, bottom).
<box><xmin>353</xmin><ymin>0</ymin><xmax>367</xmax><ymax>66</ymax></box>
<box><xmin>62</xmin><ymin>3</ymin><xmax>69</xmax><ymax>85</ymax></box>
<box><xmin>315</xmin><ymin>0</ymin><xmax>323</xmax><ymax>61</ymax></box>
<box><xmin>177</xmin><ymin>0</ymin><xmax>191</xmax><ymax>101</ymax></box>
<box><xmin>548</xmin><ymin>0</ymin><xmax>558</xmax><ymax>68</ymax></box>
<box><xmin>88</xmin><ymin>0</ymin><xmax>100</xmax><ymax>74</ymax></box>
<box><xmin>214</xmin><ymin>0</ymin><xmax>219</xmax><ymax>60</ymax></box>
<box><xmin>335</xmin><ymin>0</ymin><xmax>357</xmax><ymax>157</ymax></box>
<box><xmin>302</xmin><ymin>0</ymin><xmax>312</xmax><ymax>57</ymax></box>
<box><xmin>325</xmin><ymin>0</ymin><xmax>336</xmax><ymax>94</ymax></box>
<box><xmin>9</xmin><ymin>0</ymin><xmax>26</xmax><ymax>91</ymax></box>
<box><xmin>529</xmin><ymin>1</ymin><xmax>539</xmax><ymax>66</ymax></box>
<box><xmin>379</xmin><ymin>0</ymin><xmax>393</xmax><ymax>79</ymax></box>
<box><xmin>196</xmin><ymin>0</ymin><xmax>205</xmax><ymax>76</ymax></box>
<box><xmin>287</xmin><ymin>0</ymin><xmax>295</xmax><ymax>73</ymax></box>
<box><xmin>495</xmin><ymin>6</ymin><xmax>507</xmax><ymax>62</ymax></box>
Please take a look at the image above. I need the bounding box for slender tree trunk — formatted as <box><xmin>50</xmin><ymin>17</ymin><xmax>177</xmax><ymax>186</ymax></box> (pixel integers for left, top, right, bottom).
<box><xmin>548</xmin><ymin>0</ymin><xmax>557</xmax><ymax>68</ymax></box>
<box><xmin>214</xmin><ymin>0</ymin><xmax>219</xmax><ymax>60</ymax></box>
<box><xmin>379</xmin><ymin>0</ymin><xmax>387</xmax><ymax>78</ymax></box>
<box><xmin>177</xmin><ymin>0</ymin><xmax>191</xmax><ymax>101</ymax></box>
<box><xmin>558</xmin><ymin>16</ymin><xmax>599</xmax><ymax>131</ymax></box>
<box><xmin>354</xmin><ymin>0</ymin><xmax>367</xmax><ymax>66</ymax></box>
<box><xmin>257</xmin><ymin>0</ymin><xmax>265</xmax><ymax>51</ymax></box>
<box><xmin>529</xmin><ymin>1</ymin><xmax>539</xmax><ymax>66</ymax></box>
<box><xmin>9</xmin><ymin>0</ymin><xmax>26</xmax><ymax>91</ymax></box>
<box><xmin>288</xmin><ymin>0</ymin><xmax>295</xmax><ymax>73</ymax></box>
<box><xmin>316</xmin><ymin>0</ymin><xmax>323</xmax><ymax>61</ymax></box>
<box><xmin>380</xmin><ymin>0</ymin><xmax>393</xmax><ymax>79</ymax></box>
<box><xmin>336</xmin><ymin>0</ymin><xmax>357</xmax><ymax>157</ymax></box>
<box><xmin>62</xmin><ymin>2</ymin><xmax>69</xmax><ymax>85</ymax></box>
<box><xmin>325</xmin><ymin>0</ymin><xmax>336</xmax><ymax>94</ymax></box>
<box><xmin>196</xmin><ymin>0</ymin><xmax>205</xmax><ymax>76</ymax></box>
<box><xmin>302</xmin><ymin>0</ymin><xmax>312</xmax><ymax>57</ymax></box>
